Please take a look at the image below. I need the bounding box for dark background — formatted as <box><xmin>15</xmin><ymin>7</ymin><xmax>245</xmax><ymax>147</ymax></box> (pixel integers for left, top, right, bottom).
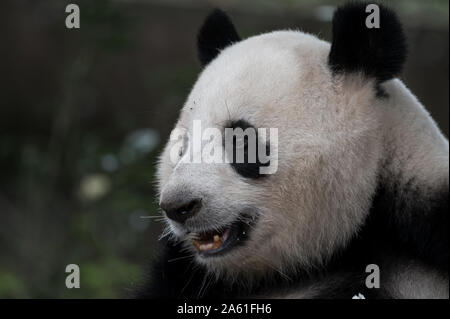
<box><xmin>0</xmin><ymin>0</ymin><xmax>448</xmax><ymax>298</ymax></box>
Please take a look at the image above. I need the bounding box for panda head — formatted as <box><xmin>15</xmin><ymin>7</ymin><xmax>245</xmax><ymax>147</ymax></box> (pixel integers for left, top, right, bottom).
<box><xmin>157</xmin><ymin>3</ymin><xmax>407</xmax><ymax>280</ymax></box>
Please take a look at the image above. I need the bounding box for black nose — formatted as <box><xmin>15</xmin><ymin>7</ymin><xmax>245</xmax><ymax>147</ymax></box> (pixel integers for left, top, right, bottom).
<box><xmin>160</xmin><ymin>198</ymin><xmax>202</xmax><ymax>223</ymax></box>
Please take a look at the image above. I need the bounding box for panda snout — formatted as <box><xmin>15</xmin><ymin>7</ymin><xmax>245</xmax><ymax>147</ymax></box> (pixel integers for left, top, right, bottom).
<box><xmin>160</xmin><ymin>196</ymin><xmax>203</xmax><ymax>224</ymax></box>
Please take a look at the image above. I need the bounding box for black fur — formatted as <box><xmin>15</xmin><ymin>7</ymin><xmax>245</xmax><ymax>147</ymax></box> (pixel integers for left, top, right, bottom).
<box><xmin>226</xmin><ymin>120</ymin><xmax>270</xmax><ymax>179</ymax></box>
<box><xmin>370</xmin><ymin>177</ymin><xmax>449</xmax><ymax>272</ymax></box>
<box><xmin>328</xmin><ymin>2</ymin><xmax>407</xmax><ymax>85</ymax></box>
<box><xmin>197</xmin><ymin>9</ymin><xmax>241</xmax><ymax>66</ymax></box>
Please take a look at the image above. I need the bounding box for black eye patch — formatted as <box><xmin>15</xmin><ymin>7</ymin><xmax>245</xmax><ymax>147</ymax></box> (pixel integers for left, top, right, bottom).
<box><xmin>225</xmin><ymin>120</ymin><xmax>270</xmax><ymax>179</ymax></box>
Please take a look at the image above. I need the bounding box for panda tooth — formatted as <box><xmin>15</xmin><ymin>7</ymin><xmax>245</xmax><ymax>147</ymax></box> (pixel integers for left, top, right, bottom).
<box><xmin>199</xmin><ymin>243</ymin><xmax>215</xmax><ymax>251</ymax></box>
<box><xmin>192</xmin><ymin>226</ymin><xmax>233</xmax><ymax>252</ymax></box>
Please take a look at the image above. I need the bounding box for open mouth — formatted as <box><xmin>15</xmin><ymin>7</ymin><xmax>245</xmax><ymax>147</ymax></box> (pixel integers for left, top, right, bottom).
<box><xmin>191</xmin><ymin>216</ymin><xmax>255</xmax><ymax>257</ymax></box>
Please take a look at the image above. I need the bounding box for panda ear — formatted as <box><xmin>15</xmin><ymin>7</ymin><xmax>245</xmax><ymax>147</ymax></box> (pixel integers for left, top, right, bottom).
<box><xmin>197</xmin><ymin>9</ymin><xmax>241</xmax><ymax>66</ymax></box>
<box><xmin>328</xmin><ymin>2</ymin><xmax>407</xmax><ymax>84</ymax></box>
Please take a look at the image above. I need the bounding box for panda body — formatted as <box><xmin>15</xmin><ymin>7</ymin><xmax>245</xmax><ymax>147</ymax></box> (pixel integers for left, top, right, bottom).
<box><xmin>137</xmin><ymin>3</ymin><xmax>449</xmax><ymax>299</ymax></box>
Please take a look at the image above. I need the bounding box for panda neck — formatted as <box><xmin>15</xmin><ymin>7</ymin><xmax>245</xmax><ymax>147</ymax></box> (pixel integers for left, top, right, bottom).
<box><xmin>379</xmin><ymin>80</ymin><xmax>448</xmax><ymax>203</ymax></box>
<box><xmin>369</xmin><ymin>79</ymin><xmax>449</xmax><ymax>269</ymax></box>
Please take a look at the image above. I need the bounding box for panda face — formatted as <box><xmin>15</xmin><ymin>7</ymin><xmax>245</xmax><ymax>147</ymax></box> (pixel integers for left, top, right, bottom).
<box><xmin>157</xmin><ymin>29</ymin><xmax>384</xmax><ymax>278</ymax></box>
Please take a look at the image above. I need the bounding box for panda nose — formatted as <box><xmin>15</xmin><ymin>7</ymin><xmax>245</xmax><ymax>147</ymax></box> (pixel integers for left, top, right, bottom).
<box><xmin>160</xmin><ymin>197</ymin><xmax>202</xmax><ymax>223</ymax></box>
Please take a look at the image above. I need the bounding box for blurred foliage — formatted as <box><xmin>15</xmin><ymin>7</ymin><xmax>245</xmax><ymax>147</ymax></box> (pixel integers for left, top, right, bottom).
<box><xmin>0</xmin><ymin>0</ymin><xmax>175</xmax><ymax>298</ymax></box>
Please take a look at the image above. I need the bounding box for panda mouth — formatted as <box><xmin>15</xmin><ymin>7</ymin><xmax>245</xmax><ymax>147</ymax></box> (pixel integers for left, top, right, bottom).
<box><xmin>191</xmin><ymin>216</ymin><xmax>254</xmax><ymax>256</ymax></box>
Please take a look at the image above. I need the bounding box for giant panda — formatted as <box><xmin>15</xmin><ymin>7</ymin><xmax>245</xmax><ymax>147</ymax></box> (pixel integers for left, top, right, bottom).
<box><xmin>136</xmin><ymin>2</ymin><xmax>449</xmax><ymax>299</ymax></box>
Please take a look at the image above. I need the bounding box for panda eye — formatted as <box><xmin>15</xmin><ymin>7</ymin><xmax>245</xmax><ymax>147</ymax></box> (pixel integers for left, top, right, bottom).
<box><xmin>225</xmin><ymin>119</ymin><xmax>270</xmax><ymax>179</ymax></box>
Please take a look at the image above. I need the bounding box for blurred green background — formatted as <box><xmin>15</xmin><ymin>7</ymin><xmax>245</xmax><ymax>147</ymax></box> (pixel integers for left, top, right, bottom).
<box><xmin>0</xmin><ymin>0</ymin><xmax>448</xmax><ymax>298</ymax></box>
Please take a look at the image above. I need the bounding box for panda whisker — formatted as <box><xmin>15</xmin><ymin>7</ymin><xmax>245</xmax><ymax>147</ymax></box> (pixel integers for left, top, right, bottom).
<box><xmin>253</xmin><ymin>254</ymin><xmax>294</xmax><ymax>282</ymax></box>
<box><xmin>140</xmin><ymin>215</ymin><xmax>163</xmax><ymax>219</ymax></box>
<box><xmin>224</xmin><ymin>99</ymin><xmax>232</xmax><ymax>122</ymax></box>
<box><xmin>197</xmin><ymin>272</ymin><xmax>212</xmax><ymax>298</ymax></box>
<box><xmin>167</xmin><ymin>254</ymin><xmax>196</xmax><ymax>263</ymax></box>
<box><xmin>178</xmin><ymin>242</ymin><xmax>192</xmax><ymax>251</ymax></box>
<box><xmin>159</xmin><ymin>225</ymin><xmax>175</xmax><ymax>241</ymax></box>
<box><xmin>181</xmin><ymin>262</ymin><xmax>200</xmax><ymax>294</ymax></box>
<box><xmin>142</xmin><ymin>216</ymin><xmax>167</xmax><ymax>223</ymax></box>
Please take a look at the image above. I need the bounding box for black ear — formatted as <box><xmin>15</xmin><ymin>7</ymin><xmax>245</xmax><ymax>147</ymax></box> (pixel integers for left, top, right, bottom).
<box><xmin>328</xmin><ymin>2</ymin><xmax>407</xmax><ymax>84</ymax></box>
<box><xmin>197</xmin><ymin>9</ymin><xmax>241</xmax><ymax>66</ymax></box>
